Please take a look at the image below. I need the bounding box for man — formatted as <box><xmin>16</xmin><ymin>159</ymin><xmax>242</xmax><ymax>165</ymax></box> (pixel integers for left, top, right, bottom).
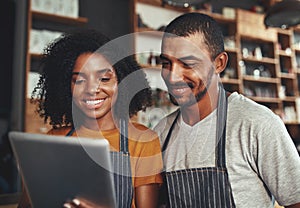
<box><xmin>154</xmin><ymin>12</ymin><xmax>300</xmax><ymax>208</ymax></box>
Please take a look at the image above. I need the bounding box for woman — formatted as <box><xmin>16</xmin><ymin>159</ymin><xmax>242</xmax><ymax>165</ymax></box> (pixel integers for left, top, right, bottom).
<box><xmin>19</xmin><ymin>29</ymin><xmax>163</xmax><ymax>208</ymax></box>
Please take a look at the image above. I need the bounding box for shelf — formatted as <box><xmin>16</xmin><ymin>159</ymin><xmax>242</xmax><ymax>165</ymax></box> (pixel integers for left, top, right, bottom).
<box><xmin>197</xmin><ymin>10</ymin><xmax>236</xmax><ymax>23</ymax></box>
<box><xmin>277</xmin><ymin>50</ymin><xmax>293</xmax><ymax>57</ymax></box>
<box><xmin>282</xmin><ymin>96</ymin><xmax>297</xmax><ymax>102</ymax></box>
<box><xmin>243</xmin><ymin>75</ymin><xmax>279</xmax><ymax>84</ymax></box>
<box><xmin>240</xmin><ymin>34</ymin><xmax>276</xmax><ymax>43</ymax></box>
<box><xmin>279</xmin><ymin>73</ymin><xmax>296</xmax><ymax>79</ymax></box>
<box><xmin>137</xmin><ymin>27</ymin><xmax>164</xmax><ymax>37</ymax></box>
<box><xmin>247</xmin><ymin>96</ymin><xmax>281</xmax><ymax>103</ymax></box>
<box><xmin>277</xmin><ymin>28</ymin><xmax>293</xmax><ymax>35</ymax></box>
<box><xmin>30</xmin><ymin>53</ymin><xmax>43</xmax><ymax>59</ymax></box>
<box><xmin>284</xmin><ymin>121</ymin><xmax>300</xmax><ymax>125</ymax></box>
<box><xmin>225</xmin><ymin>48</ymin><xmax>239</xmax><ymax>53</ymax></box>
<box><xmin>242</xmin><ymin>57</ymin><xmax>278</xmax><ymax>65</ymax></box>
<box><xmin>221</xmin><ymin>78</ymin><xmax>240</xmax><ymax>85</ymax></box>
<box><xmin>138</xmin><ymin>0</ymin><xmax>191</xmax><ymax>12</ymax></box>
<box><xmin>32</xmin><ymin>10</ymin><xmax>88</xmax><ymax>26</ymax></box>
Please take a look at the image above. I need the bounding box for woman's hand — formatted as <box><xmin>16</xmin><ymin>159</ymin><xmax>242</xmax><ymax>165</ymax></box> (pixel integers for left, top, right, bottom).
<box><xmin>63</xmin><ymin>198</ymin><xmax>111</xmax><ymax>208</ymax></box>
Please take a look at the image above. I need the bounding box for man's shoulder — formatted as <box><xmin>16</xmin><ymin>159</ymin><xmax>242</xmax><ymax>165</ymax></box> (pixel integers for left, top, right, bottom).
<box><xmin>153</xmin><ymin>109</ymin><xmax>179</xmax><ymax>133</ymax></box>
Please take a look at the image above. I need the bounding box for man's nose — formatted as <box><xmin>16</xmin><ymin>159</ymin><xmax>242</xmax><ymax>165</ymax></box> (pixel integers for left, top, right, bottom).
<box><xmin>168</xmin><ymin>62</ymin><xmax>184</xmax><ymax>83</ymax></box>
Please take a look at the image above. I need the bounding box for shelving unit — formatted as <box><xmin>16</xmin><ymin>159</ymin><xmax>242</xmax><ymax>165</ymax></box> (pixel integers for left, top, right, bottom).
<box><xmin>133</xmin><ymin>0</ymin><xmax>300</xmax><ymax>143</ymax></box>
<box><xmin>25</xmin><ymin>0</ymin><xmax>89</xmax><ymax>133</ymax></box>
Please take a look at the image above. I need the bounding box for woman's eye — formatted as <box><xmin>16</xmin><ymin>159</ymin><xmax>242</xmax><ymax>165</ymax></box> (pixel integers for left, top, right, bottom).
<box><xmin>74</xmin><ymin>79</ymin><xmax>85</xmax><ymax>85</ymax></box>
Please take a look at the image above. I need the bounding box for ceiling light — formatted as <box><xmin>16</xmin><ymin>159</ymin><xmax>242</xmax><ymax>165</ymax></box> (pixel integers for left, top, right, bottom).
<box><xmin>264</xmin><ymin>0</ymin><xmax>300</xmax><ymax>29</ymax></box>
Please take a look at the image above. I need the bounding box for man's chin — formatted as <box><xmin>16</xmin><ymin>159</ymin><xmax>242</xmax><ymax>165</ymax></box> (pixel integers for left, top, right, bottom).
<box><xmin>169</xmin><ymin>95</ymin><xmax>198</xmax><ymax>107</ymax></box>
<box><xmin>169</xmin><ymin>95</ymin><xmax>179</xmax><ymax>106</ymax></box>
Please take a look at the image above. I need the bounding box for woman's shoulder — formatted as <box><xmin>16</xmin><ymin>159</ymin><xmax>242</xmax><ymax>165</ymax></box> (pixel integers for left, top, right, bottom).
<box><xmin>47</xmin><ymin>126</ymin><xmax>72</xmax><ymax>136</ymax></box>
<box><xmin>129</xmin><ymin>122</ymin><xmax>159</xmax><ymax>141</ymax></box>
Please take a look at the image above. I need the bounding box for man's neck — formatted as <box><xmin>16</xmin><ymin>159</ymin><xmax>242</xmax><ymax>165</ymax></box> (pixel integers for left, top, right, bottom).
<box><xmin>180</xmin><ymin>88</ymin><xmax>219</xmax><ymax>126</ymax></box>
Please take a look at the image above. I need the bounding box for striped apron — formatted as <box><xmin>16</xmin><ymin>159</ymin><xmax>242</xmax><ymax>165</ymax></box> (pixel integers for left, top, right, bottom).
<box><xmin>161</xmin><ymin>88</ymin><xmax>236</xmax><ymax>208</ymax></box>
<box><xmin>66</xmin><ymin>119</ymin><xmax>133</xmax><ymax>208</ymax></box>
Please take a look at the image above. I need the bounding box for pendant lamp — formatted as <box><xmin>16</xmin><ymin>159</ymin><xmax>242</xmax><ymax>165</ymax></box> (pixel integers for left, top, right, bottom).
<box><xmin>264</xmin><ymin>0</ymin><xmax>300</xmax><ymax>29</ymax></box>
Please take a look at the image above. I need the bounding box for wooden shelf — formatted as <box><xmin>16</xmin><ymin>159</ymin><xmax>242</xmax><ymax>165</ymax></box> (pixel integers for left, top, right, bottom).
<box><xmin>30</xmin><ymin>53</ymin><xmax>43</xmax><ymax>59</ymax></box>
<box><xmin>243</xmin><ymin>75</ymin><xmax>279</xmax><ymax>84</ymax></box>
<box><xmin>225</xmin><ymin>48</ymin><xmax>239</xmax><ymax>53</ymax></box>
<box><xmin>282</xmin><ymin>96</ymin><xmax>297</xmax><ymax>102</ymax></box>
<box><xmin>32</xmin><ymin>10</ymin><xmax>88</xmax><ymax>26</ymax></box>
<box><xmin>248</xmin><ymin>96</ymin><xmax>281</xmax><ymax>103</ymax></box>
<box><xmin>221</xmin><ymin>78</ymin><xmax>240</xmax><ymax>85</ymax></box>
<box><xmin>242</xmin><ymin>57</ymin><xmax>278</xmax><ymax>65</ymax></box>
<box><xmin>284</xmin><ymin>121</ymin><xmax>300</xmax><ymax>125</ymax></box>
<box><xmin>279</xmin><ymin>73</ymin><xmax>296</xmax><ymax>79</ymax></box>
<box><xmin>138</xmin><ymin>0</ymin><xmax>191</xmax><ymax>12</ymax></box>
<box><xmin>277</xmin><ymin>50</ymin><xmax>293</xmax><ymax>57</ymax></box>
<box><xmin>201</xmin><ymin>11</ymin><xmax>236</xmax><ymax>23</ymax></box>
<box><xmin>137</xmin><ymin>27</ymin><xmax>164</xmax><ymax>37</ymax></box>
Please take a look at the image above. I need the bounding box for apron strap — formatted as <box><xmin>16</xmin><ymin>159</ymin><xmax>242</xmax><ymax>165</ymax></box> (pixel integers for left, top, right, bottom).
<box><xmin>119</xmin><ymin>118</ymin><xmax>129</xmax><ymax>154</ymax></box>
<box><xmin>215</xmin><ymin>87</ymin><xmax>228</xmax><ymax>168</ymax></box>
<box><xmin>162</xmin><ymin>111</ymin><xmax>180</xmax><ymax>153</ymax></box>
<box><xmin>66</xmin><ymin>127</ymin><xmax>75</xmax><ymax>136</ymax></box>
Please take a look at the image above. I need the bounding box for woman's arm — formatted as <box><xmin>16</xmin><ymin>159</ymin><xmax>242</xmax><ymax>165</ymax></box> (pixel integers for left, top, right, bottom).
<box><xmin>135</xmin><ymin>183</ymin><xmax>160</xmax><ymax>208</ymax></box>
<box><xmin>285</xmin><ymin>203</ymin><xmax>300</xmax><ymax>208</ymax></box>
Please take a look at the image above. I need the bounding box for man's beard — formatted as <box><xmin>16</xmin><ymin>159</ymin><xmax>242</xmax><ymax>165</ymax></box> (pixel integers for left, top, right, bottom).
<box><xmin>168</xmin><ymin>66</ymin><xmax>214</xmax><ymax>107</ymax></box>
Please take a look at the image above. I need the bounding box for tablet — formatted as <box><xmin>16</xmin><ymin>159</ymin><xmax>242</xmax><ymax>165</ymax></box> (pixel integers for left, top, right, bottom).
<box><xmin>9</xmin><ymin>131</ymin><xmax>116</xmax><ymax>208</ymax></box>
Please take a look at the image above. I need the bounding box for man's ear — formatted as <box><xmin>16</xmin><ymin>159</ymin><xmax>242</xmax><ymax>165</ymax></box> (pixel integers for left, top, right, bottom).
<box><xmin>214</xmin><ymin>52</ymin><xmax>228</xmax><ymax>74</ymax></box>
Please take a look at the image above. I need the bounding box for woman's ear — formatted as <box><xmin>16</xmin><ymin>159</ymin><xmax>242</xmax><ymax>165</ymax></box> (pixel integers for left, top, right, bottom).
<box><xmin>214</xmin><ymin>52</ymin><xmax>228</xmax><ymax>74</ymax></box>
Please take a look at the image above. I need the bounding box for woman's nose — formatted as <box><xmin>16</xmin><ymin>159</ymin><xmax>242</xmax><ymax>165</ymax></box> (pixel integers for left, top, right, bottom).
<box><xmin>86</xmin><ymin>80</ymin><xmax>100</xmax><ymax>94</ymax></box>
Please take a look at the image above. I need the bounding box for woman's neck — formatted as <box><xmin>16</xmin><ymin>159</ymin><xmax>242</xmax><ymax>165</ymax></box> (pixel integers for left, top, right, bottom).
<box><xmin>82</xmin><ymin>116</ymin><xmax>116</xmax><ymax>131</ymax></box>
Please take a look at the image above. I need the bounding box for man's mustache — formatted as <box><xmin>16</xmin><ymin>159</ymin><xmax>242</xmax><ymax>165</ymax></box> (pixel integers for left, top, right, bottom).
<box><xmin>167</xmin><ymin>82</ymin><xmax>194</xmax><ymax>89</ymax></box>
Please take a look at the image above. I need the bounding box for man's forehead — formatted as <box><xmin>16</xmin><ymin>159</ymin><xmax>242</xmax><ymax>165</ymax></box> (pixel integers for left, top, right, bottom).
<box><xmin>161</xmin><ymin>35</ymin><xmax>208</xmax><ymax>59</ymax></box>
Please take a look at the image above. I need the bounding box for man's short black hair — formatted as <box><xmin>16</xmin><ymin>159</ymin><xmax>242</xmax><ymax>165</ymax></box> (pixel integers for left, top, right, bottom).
<box><xmin>163</xmin><ymin>12</ymin><xmax>225</xmax><ymax>59</ymax></box>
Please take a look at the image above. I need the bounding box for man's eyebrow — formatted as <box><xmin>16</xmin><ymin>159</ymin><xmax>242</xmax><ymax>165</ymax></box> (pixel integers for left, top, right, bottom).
<box><xmin>160</xmin><ymin>54</ymin><xmax>169</xmax><ymax>60</ymax></box>
<box><xmin>178</xmin><ymin>55</ymin><xmax>202</xmax><ymax>62</ymax></box>
<box><xmin>160</xmin><ymin>54</ymin><xmax>202</xmax><ymax>62</ymax></box>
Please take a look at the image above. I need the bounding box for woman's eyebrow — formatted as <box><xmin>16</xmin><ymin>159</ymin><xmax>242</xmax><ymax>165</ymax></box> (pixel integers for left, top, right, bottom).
<box><xmin>72</xmin><ymin>72</ymin><xmax>84</xmax><ymax>76</ymax></box>
<box><xmin>72</xmin><ymin>68</ymin><xmax>113</xmax><ymax>76</ymax></box>
<box><xmin>97</xmin><ymin>68</ymin><xmax>113</xmax><ymax>74</ymax></box>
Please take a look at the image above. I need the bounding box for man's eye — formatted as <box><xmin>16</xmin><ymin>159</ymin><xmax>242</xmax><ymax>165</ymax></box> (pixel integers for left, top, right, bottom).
<box><xmin>162</xmin><ymin>62</ymin><xmax>170</xmax><ymax>68</ymax></box>
<box><xmin>182</xmin><ymin>62</ymin><xmax>197</xmax><ymax>68</ymax></box>
<box><xmin>100</xmin><ymin>77</ymin><xmax>111</xmax><ymax>82</ymax></box>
